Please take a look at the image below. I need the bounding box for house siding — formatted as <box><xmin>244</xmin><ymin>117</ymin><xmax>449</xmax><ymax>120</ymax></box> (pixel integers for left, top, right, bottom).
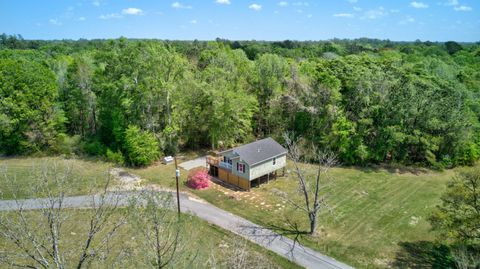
<box><xmin>249</xmin><ymin>154</ymin><xmax>286</xmax><ymax>180</ymax></box>
<box><xmin>232</xmin><ymin>158</ymin><xmax>250</xmax><ymax>180</ymax></box>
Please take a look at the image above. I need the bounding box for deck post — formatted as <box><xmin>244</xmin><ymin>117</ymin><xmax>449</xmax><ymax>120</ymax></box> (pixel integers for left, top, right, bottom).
<box><xmin>267</xmin><ymin>173</ymin><xmax>270</xmax><ymax>184</ymax></box>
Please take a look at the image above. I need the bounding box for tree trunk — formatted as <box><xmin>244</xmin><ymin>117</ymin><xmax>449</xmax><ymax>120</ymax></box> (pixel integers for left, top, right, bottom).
<box><xmin>91</xmin><ymin>104</ymin><xmax>97</xmax><ymax>134</ymax></box>
<box><xmin>309</xmin><ymin>212</ymin><xmax>317</xmax><ymax>235</ymax></box>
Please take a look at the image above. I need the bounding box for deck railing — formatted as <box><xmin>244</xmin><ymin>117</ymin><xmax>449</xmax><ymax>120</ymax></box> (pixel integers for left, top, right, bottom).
<box><xmin>219</xmin><ymin>162</ymin><xmax>232</xmax><ymax>170</ymax></box>
<box><xmin>206</xmin><ymin>156</ymin><xmax>219</xmax><ymax>166</ymax></box>
<box><xmin>207</xmin><ymin>156</ymin><xmax>233</xmax><ymax>170</ymax></box>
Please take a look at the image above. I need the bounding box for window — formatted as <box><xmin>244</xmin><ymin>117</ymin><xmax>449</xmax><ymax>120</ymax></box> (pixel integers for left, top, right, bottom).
<box><xmin>237</xmin><ymin>163</ymin><xmax>245</xmax><ymax>173</ymax></box>
<box><xmin>273</xmin><ymin>158</ymin><xmax>276</xmax><ymax>165</ymax></box>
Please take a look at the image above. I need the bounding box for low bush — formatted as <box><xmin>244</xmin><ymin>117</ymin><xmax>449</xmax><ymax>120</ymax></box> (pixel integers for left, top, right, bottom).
<box><xmin>105</xmin><ymin>148</ymin><xmax>125</xmax><ymax>165</ymax></box>
<box><xmin>186</xmin><ymin>168</ymin><xmax>211</xmax><ymax>190</ymax></box>
<box><xmin>51</xmin><ymin>134</ymin><xmax>81</xmax><ymax>156</ymax></box>
<box><xmin>83</xmin><ymin>139</ymin><xmax>105</xmax><ymax>156</ymax></box>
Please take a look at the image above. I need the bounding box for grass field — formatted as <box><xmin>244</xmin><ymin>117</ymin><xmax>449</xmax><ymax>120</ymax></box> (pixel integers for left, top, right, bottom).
<box><xmin>133</xmin><ymin>157</ymin><xmax>464</xmax><ymax>268</ymax></box>
<box><xmin>0</xmin><ymin>208</ymin><xmax>300</xmax><ymax>269</ymax></box>
<box><xmin>0</xmin><ymin>156</ymin><xmax>299</xmax><ymax>269</ymax></box>
<box><xmin>0</xmin><ymin>155</ymin><xmax>468</xmax><ymax>268</ymax></box>
<box><xmin>0</xmin><ymin>157</ymin><xmax>114</xmax><ymax>199</ymax></box>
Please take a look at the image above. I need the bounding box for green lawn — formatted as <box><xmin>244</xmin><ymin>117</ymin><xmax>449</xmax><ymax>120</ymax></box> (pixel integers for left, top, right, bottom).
<box><xmin>0</xmin><ymin>157</ymin><xmax>114</xmax><ymax>199</ymax></box>
<box><xmin>0</xmin><ymin>156</ymin><xmax>299</xmax><ymax>269</ymax></box>
<box><xmin>134</xmin><ymin>158</ymin><xmax>463</xmax><ymax>268</ymax></box>
<box><xmin>0</xmin><ymin>155</ymin><xmax>467</xmax><ymax>268</ymax></box>
<box><xmin>0</xmin><ymin>208</ymin><xmax>300</xmax><ymax>269</ymax></box>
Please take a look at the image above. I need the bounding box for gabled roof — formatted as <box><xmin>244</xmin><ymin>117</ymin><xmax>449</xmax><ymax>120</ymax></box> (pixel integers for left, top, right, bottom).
<box><xmin>231</xmin><ymin>137</ymin><xmax>287</xmax><ymax>166</ymax></box>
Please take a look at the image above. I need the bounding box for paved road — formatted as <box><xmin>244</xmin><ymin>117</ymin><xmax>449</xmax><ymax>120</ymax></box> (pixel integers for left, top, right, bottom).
<box><xmin>178</xmin><ymin>156</ymin><xmax>206</xmax><ymax>170</ymax></box>
<box><xmin>0</xmin><ymin>191</ymin><xmax>354</xmax><ymax>269</ymax></box>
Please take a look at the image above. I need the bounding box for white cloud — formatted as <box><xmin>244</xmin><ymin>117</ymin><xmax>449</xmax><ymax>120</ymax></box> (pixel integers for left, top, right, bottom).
<box><xmin>249</xmin><ymin>3</ymin><xmax>262</xmax><ymax>11</ymax></box>
<box><xmin>361</xmin><ymin>7</ymin><xmax>388</xmax><ymax>19</ymax></box>
<box><xmin>190</xmin><ymin>19</ymin><xmax>197</xmax><ymax>24</ymax></box>
<box><xmin>122</xmin><ymin>8</ymin><xmax>143</xmax><ymax>15</ymax></box>
<box><xmin>444</xmin><ymin>0</ymin><xmax>459</xmax><ymax>6</ymax></box>
<box><xmin>99</xmin><ymin>13</ymin><xmax>123</xmax><ymax>19</ymax></box>
<box><xmin>410</xmin><ymin>1</ymin><xmax>428</xmax><ymax>8</ymax></box>
<box><xmin>215</xmin><ymin>0</ymin><xmax>231</xmax><ymax>4</ymax></box>
<box><xmin>172</xmin><ymin>2</ymin><xmax>192</xmax><ymax>9</ymax></box>
<box><xmin>333</xmin><ymin>13</ymin><xmax>354</xmax><ymax>18</ymax></box>
<box><xmin>307</xmin><ymin>14</ymin><xmax>312</xmax><ymax>18</ymax></box>
<box><xmin>399</xmin><ymin>15</ymin><xmax>415</xmax><ymax>24</ymax></box>
<box><xmin>347</xmin><ymin>0</ymin><xmax>358</xmax><ymax>3</ymax></box>
<box><xmin>442</xmin><ymin>1</ymin><xmax>472</xmax><ymax>11</ymax></box>
<box><xmin>353</xmin><ymin>6</ymin><xmax>362</xmax><ymax>11</ymax></box>
<box><xmin>292</xmin><ymin>2</ymin><xmax>309</xmax><ymax>6</ymax></box>
<box><xmin>49</xmin><ymin>19</ymin><xmax>62</xmax><ymax>26</ymax></box>
<box><xmin>92</xmin><ymin>1</ymin><xmax>100</xmax><ymax>7</ymax></box>
<box><xmin>454</xmin><ymin>5</ymin><xmax>472</xmax><ymax>11</ymax></box>
<box><xmin>278</xmin><ymin>1</ymin><xmax>288</xmax><ymax>6</ymax></box>
<box><xmin>78</xmin><ymin>17</ymin><xmax>86</xmax><ymax>21</ymax></box>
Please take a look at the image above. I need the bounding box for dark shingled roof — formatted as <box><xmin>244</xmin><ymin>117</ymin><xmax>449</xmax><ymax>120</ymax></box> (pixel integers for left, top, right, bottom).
<box><xmin>232</xmin><ymin>137</ymin><xmax>287</xmax><ymax>166</ymax></box>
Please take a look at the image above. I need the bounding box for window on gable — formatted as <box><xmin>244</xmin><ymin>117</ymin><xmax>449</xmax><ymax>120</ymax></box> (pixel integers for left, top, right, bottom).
<box><xmin>237</xmin><ymin>163</ymin><xmax>245</xmax><ymax>173</ymax></box>
<box><xmin>273</xmin><ymin>158</ymin><xmax>276</xmax><ymax>165</ymax></box>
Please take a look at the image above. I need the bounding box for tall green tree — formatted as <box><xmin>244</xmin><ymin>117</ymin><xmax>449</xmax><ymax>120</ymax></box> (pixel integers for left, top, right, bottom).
<box><xmin>430</xmin><ymin>168</ymin><xmax>480</xmax><ymax>245</ymax></box>
<box><xmin>0</xmin><ymin>58</ymin><xmax>63</xmax><ymax>154</ymax></box>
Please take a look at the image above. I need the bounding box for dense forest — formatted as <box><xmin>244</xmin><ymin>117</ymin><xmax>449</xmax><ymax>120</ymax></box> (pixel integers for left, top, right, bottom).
<box><xmin>1</xmin><ymin>34</ymin><xmax>479</xmax><ymax>168</ymax></box>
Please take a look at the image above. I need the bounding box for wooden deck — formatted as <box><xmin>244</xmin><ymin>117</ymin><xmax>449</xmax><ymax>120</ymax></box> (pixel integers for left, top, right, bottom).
<box><xmin>207</xmin><ymin>155</ymin><xmax>251</xmax><ymax>191</ymax></box>
<box><xmin>207</xmin><ymin>155</ymin><xmax>285</xmax><ymax>191</ymax></box>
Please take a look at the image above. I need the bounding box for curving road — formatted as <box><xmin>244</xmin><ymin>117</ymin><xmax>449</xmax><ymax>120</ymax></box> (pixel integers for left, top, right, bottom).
<box><xmin>0</xmin><ymin>191</ymin><xmax>354</xmax><ymax>269</ymax></box>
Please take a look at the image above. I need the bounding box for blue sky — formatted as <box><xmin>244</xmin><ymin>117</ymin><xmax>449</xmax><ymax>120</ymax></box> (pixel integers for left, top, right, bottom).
<box><xmin>1</xmin><ymin>0</ymin><xmax>479</xmax><ymax>41</ymax></box>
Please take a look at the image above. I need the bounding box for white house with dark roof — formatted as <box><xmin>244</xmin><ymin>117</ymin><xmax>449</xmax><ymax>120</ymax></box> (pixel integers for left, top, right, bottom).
<box><xmin>207</xmin><ymin>138</ymin><xmax>287</xmax><ymax>190</ymax></box>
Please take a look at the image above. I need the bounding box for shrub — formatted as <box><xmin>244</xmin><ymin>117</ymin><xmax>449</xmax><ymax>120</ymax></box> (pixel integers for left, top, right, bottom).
<box><xmin>105</xmin><ymin>148</ymin><xmax>125</xmax><ymax>165</ymax></box>
<box><xmin>51</xmin><ymin>134</ymin><xmax>81</xmax><ymax>156</ymax></box>
<box><xmin>124</xmin><ymin>125</ymin><xmax>159</xmax><ymax>166</ymax></box>
<box><xmin>83</xmin><ymin>139</ymin><xmax>105</xmax><ymax>156</ymax></box>
<box><xmin>186</xmin><ymin>169</ymin><xmax>211</xmax><ymax>190</ymax></box>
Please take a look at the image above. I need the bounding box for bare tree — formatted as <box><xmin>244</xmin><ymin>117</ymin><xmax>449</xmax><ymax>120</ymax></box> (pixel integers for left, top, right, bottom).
<box><xmin>0</xmin><ymin>161</ymin><xmax>126</xmax><ymax>269</ymax></box>
<box><xmin>127</xmin><ymin>191</ymin><xmax>188</xmax><ymax>269</ymax></box>
<box><xmin>281</xmin><ymin>133</ymin><xmax>337</xmax><ymax>235</ymax></box>
<box><xmin>208</xmin><ymin>239</ymin><xmax>279</xmax><ymax>269</ymax></box>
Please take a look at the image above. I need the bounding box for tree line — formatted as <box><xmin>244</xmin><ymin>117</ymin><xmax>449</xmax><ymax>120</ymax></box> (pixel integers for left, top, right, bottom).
<box><xmin>1</xmin><ymin>35</ymin><xmax>479</xmax><ymax>168</ymax></box>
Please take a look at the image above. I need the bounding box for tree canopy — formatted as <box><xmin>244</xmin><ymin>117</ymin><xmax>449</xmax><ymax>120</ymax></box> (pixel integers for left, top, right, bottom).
<box><xmin>1</xmin><ymin>35</ymin><xmax>479</xmax><ymax>167</ymax></box>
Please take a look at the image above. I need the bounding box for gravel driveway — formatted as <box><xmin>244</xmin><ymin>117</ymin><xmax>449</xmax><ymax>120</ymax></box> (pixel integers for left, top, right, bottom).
<box><xmin>178</xmin><ymin>156</ymin><xmax>206</xmax><ymax>170</ymax></box>
<box><xmin>0</xmin><ymin>190</ymin><xmax>354</xmax><ymax>269</ymax></box>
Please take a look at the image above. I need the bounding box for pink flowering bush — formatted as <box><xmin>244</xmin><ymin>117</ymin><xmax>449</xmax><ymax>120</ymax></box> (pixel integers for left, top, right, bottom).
<box><xmin>186</xmin><ymin>169</ymin><xmax>211</xmax><ymax>190</ymax></box>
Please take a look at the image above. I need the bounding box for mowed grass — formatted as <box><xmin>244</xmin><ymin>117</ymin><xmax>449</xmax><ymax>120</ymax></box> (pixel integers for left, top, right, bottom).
<box><xmin>0</xmin><ymin>208</ymin><xmax>300</xmax><ymax>269</ymax></box>
<box><xmin>135</xmin><ymin>158</ymin><xmax>463</xmax><ymax>268</ymax></box>
<box><xmin>0</xmin><ymin>157</ymin><xmax>114</xmax><ymax>199</ymax></box>
<box><xmin>0</xmin><ymin>154</ymin><xmax>467</xmax><ymax>268</ymax></box>
<box><xmin>126</xmin><ymin>152</ymin><xmax>206</xmax><ymax>190</ymax></box>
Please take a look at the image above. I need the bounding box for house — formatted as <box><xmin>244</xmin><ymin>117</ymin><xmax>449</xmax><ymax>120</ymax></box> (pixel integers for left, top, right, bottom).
<box><xmin>207</xmin><ymin>137</ymin><xmax>287</xmax><ymax>191</ymax></box>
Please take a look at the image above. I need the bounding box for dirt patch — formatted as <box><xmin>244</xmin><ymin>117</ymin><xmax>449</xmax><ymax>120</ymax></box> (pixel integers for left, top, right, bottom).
<box><xmin>109</xmin><ymin>168</ymin><xmax>142</xmax><ymax>191</ymax></box>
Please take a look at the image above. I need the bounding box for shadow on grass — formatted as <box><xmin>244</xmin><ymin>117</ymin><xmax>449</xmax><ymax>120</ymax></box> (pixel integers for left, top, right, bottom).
<box><xmin>353</xmin><ymin>163</ymin><xmax>431</xmax><ymax>176</ymax></box>
<box><xmin>392</xmin><ymin>241</ymin><xmax>455</xmax><ymax>269</ymax></box>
